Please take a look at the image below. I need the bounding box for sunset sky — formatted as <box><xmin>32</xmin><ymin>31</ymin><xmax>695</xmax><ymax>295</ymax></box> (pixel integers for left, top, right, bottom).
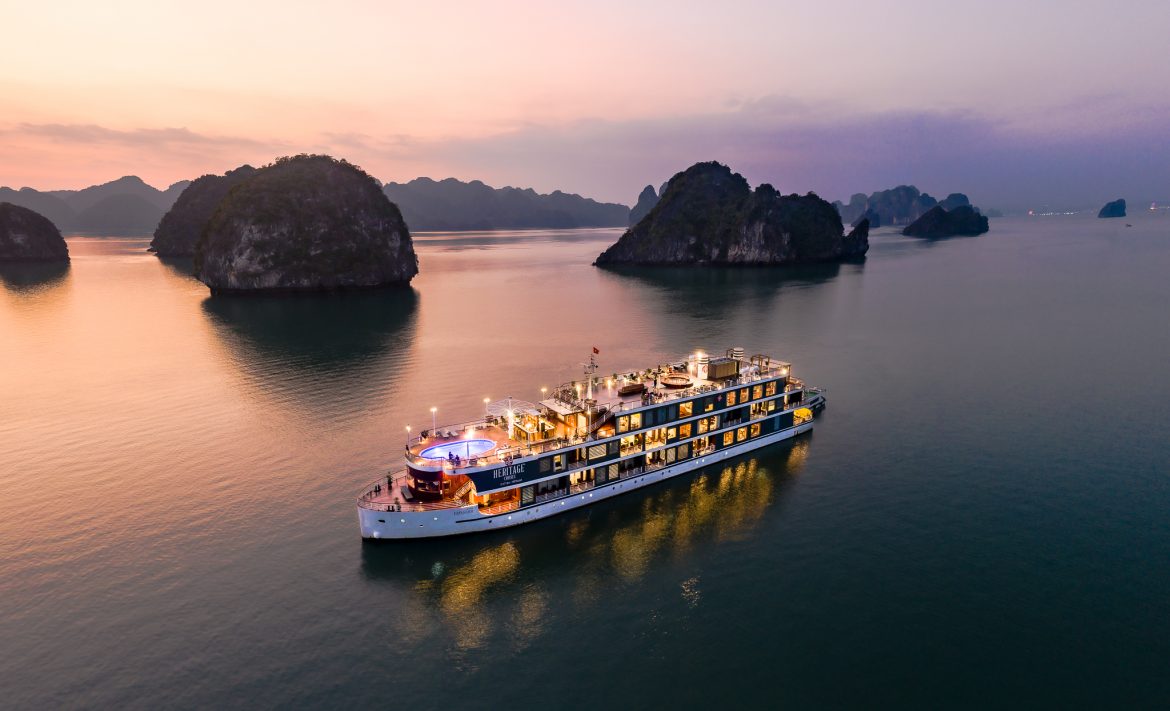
<box><xmin>2</xmin><ymin>0</ymin><xmax>1167</xmax><ymax>208</ymax></box>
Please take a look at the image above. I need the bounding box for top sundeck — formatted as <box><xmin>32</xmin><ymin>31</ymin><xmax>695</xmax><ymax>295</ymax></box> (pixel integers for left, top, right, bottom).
<box><xmin>402</xmin><ymin>350</ymin><xmax>798</xmax><ymax>473</ymax></box>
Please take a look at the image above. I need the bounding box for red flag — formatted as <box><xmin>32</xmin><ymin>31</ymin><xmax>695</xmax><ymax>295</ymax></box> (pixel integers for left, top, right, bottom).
<box><xmin>592</xmin><ymin>346</ymin><xmax>600</xmax><ymax>354</ymax></box>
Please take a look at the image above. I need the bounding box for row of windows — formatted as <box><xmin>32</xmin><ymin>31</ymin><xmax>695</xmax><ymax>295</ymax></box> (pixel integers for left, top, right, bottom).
<box><xmin>515</xmin><ymin>411</ymin><xmax>799</xmax><ymax>507</ymax></box>
<box><xmin>536</xmin><ymin>395</ymin><xmax>791</xmax><ymax>476</ymax></box>
<box><xmin>616</xmin><ymin>378</ymin><xmax>784</xmax><ymax>433</ymax></box>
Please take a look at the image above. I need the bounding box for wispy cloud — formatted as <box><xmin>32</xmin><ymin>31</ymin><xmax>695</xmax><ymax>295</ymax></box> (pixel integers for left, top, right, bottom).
<box><xmin>5</xmin><ymin>123</ymin><xmax>275</xmax><ymax>150</ymax></box>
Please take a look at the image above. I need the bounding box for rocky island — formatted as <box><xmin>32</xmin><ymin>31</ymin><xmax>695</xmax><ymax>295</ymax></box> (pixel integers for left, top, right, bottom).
<box><xmin>0</xmin><ymin>203</ymin><xmax>69</xmax><ymax>262</ymax></box>
<box><xmin>1097</xmin><ymin>199</ymin><xmax>1126</xmax><ymax>218</ymax></box>
<box><xmin>628</xmin><ymin>185</ymin><xmax>660</xmax><ymax>225</ymax></box>
<box><xmin>595</xmin><ymin>162</ymin><xmax>868</xmax><ymax>266</ymax></box>
<box><xmin>150</xmin><ymin>165</ymin><xmax>257</xmax><ymax>256</ymax></box>
<box><xmin>195</xmin><ymin>155</ymin><xmax>418</xmax><ymax>293</ymax></box>
<box><xmin>902</xmin><ymin>205</ymin><xmax>989</xmax><ymax>238</ymax></box>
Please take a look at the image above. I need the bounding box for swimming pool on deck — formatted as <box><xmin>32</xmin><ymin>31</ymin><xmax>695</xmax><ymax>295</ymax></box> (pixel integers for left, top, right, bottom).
<box><xmin>418</xmin><ymin>438</ymin><xmax>495</xmax><ymax>460</ymax></box>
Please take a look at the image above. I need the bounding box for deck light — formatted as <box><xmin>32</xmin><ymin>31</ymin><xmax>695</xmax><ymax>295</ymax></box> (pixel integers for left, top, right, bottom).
<box><xmin>430</xmin><ymin>407</ymin><xmax>437</xmax><ymax>433</ymax></box>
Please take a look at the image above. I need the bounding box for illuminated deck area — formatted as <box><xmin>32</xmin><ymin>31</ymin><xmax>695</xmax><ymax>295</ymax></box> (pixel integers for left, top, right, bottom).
<box><xmin>398</xmin><ymin>350</ymin><xmax>800</xmax><ymax>473</ymax></box>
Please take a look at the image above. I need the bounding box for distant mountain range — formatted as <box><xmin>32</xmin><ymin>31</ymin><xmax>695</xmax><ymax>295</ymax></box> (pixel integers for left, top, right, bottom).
<box><xmin>0</xmin><ymin>176</ymin><xmax>189</xmax><ymax>234</ymax></box>
<box><xmin>833</xmin><ymin>186</ymin><xmax>983</xmax><ymax>227</ymax></box>
<box><xmin>382</xmin><ymin>177</ymin><xmax>629</xmax><ymax>231</ymax></box>
<box><xmin>2</xmin><ymin>175</ymin><xmax>632</xmax><ymax>234</ymax></box>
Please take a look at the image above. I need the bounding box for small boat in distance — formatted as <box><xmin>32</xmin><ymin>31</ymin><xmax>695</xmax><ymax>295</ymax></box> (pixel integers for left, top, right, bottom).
<box><xmin>358</xmin><ymin>347</ymin><xmax>825</xmax><ymax>539</ymax></box>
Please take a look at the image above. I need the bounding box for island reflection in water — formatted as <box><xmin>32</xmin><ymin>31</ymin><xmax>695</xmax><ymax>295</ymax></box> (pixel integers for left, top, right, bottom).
<box><xmin>200</xmin><ymin>287</ymin><xmax>419</xmax><ymax>414</ymax></box>
<box><xmin>0</xmin><ymin>261</ymin><xmax>71</xmax><ymax>293</ymax></box>
<box><xmin>360</xmin><ymin>440</ymin><xmax>810</xmax><ymax>653</ymax></box>
<box><xmin>598</xmin><ymin>262</ymin><xmax>848</xmax><ymax>322</ymax></box>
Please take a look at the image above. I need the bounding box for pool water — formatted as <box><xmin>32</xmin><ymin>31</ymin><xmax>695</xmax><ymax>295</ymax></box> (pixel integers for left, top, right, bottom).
<box><xmin>418</xmin><ymin>438</ymin><xmax>495</xmax><ymax>460</ymax></box>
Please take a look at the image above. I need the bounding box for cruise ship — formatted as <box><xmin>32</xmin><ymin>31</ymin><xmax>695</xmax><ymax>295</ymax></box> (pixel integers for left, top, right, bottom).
<box><xmin>357</xmin><ymin>348</ymin><xmax>825</xmax><ymax>539</ymax></box>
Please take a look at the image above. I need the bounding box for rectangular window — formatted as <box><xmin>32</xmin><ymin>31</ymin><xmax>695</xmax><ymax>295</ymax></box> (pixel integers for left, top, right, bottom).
<box><xmin>726</xmin><ymin>390</ymin><xmax>737</xmax><ymax>406</ymax></box>
<box><xmin>539</xmin><ymin>457</ymin><xmax>552</xmax><ymax>473</ymax></box>
<box><xmin>588</xmin><ymin>444</ymin><xmax>607</xmax><ymax>460</ymax></box>
<box><xmin>645</xmin><ymin>427</ymin><xmax>668</xmax><ymax>450</ymax></box>
<box><xmin>704</xmin><ymin>397</ymin><xmax>714</xmax><ymax>412</ymax></box>
<box><xmin>608</xmin><ymin>440</ymin><xmax>620</xmax><ymax>455</ymax></box>
<box><xmin>765</xmin><ymin>380</ymin><xmax>777</xmax><ymax>396</ymax></box>
<box><xmin>753</xmin><ymin>385</ymin><xmax>763</xmax><ymax>400</ymax></box>
<box><xmin>767</xmin><ymin>399</ymin><xmax>776</xmax><ymax>412</ymax></box>
<box><xmin>750</xmin><ymin>423</ymin><xmax>761</xmax><ymax>438</ymax></box>
<box><xmin>679</xmin><ymin>401</ymin><xmax>693</xmax><ymax>417</ymax></box>
<box><xmin>665</xmin><ymin>448</ymin><xmax>676</xmax><ymax>464</ymax></box>
<box><xmin>553</xmin><ymin>454</ymin><xmax>567</xmax><ymax>471</ymax></box>
<box><xmin>723</xmin><ymin>431</ymin><xmax>734</xmax><ymax>446</ymax></box>
<box><xmin>629</xmin><ymin>413</ymin><xmax>642</xmax><ymax>430</ymax></box>
<box><xmin>678</xmin><ymin>423</ymin><xmax>692</xmax><ymax>438</ymax></box>
<box><xmin>677</xmin><ymin>442</ymin><xmax>691</xmax><ymax>460</ymax></box>
<box><xmin>617</xmin><ymin>416</ymin><xmax>629</xmax><ymax>433</ymax></box>
<box><xmin>607</xmin><ymin>463</ymin><xmax>619</xmax><ymax>480</ymax></box>
<box><xmin>697</xmin><ymin>418</ymin><xmax>709</xmax><ymax>434</ymax></box>
<box><xmin>740</xmin><ymin>388</ymin><xmax>749</xmax><ymax>403</ymax></box>
<box><xmin>666</xmin><ymin>427</ymin><xmax>677</xmax><ymax>441</ymax></box>
<box><xmin>620</xmin><ymin>433</ymin><xmax>643</xmax><ymax>455</ymax></box>
<box><xmin>521</xmin><ymin>486</ymin><xmax>534</xmax><ymax>505</ymax></box>
<box><xmin>737</xmin><ymin>427</ymin><xmax>747</xmax><ymax>442</ymax></box>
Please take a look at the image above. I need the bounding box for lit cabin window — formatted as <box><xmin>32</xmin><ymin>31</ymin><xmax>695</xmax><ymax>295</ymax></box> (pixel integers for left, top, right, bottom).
<box><xmin>765</xmin><ymin>381</ymin><xmax>777</xmax><ymax>397</ymax></box>
<box><xmin>727</xmin><ymin>390</ymin><xmax>737</xmax><ymax>406</ymax></box>
<box><xmin>629</xmin><ymin>413</ymin><xmax>642</xmax><ymax>429</ymax></box>
<box><xmin>752</xmin><ymin>385</ymin><xmax>763</xmax><ymax>400</ymax></box>
<box><xmin>722</xmin><ymin>431</ymin><xmax>734</xmax><ymax>446</ymax></box>
<box><xmin>739</xmin><ymin>388</ymin><xmax>749</xmax><ymax>403</ymax></box>
<box><xmin>737</xmin><ymin>427</ymin><xmax>748</xmax><ymax>442</ymax></box>
<box><xmin>750</xmin><ymin>423</ymin><xmax>761</xmax><ymax>438</ymax></box>
<box><xmin>678</xmin><ymin>423</ymin><xmax>692</xmax><ymax>438</ymax></box>
<box><xmin>617</xmin><ymin>416</ymin><xmax>629</xmax><ymax>433</ymax></box>
<box><xmin>679</xmin><ymin>401</ymin><xmax>693</xmax><ymax>417</ymax></box>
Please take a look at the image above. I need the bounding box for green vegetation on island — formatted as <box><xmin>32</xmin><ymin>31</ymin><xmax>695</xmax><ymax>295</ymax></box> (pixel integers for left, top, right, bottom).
<box><xmin>0</xmin><ymin>202</ymin><xmax>69</xmax><ymax>262</ymax></box>
<box><xmin>595</xmin><ymin>161</ymin><xmax>869</xmax><ymax>266</ymax></box>
<box><xmin>150</xmin><ymin>166</ymin><xmax>257</xmax><ymax>256</ymax></box>
<box><xmin>195</xmin><ymin>155</ymin><xmax>418</xmax><ymax>293</ymax></box>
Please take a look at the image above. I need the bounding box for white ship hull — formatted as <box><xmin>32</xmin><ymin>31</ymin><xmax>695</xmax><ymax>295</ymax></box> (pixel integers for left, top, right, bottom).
<box><xmin>359</xmin><ymin>420</ymin><xmax>813</xmax><ymax>540</ymax></box>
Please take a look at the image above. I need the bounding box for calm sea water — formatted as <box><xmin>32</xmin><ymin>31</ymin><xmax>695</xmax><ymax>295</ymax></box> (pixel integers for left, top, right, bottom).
<box><xmin>2</xmin><ymin>216</ymin><xmax>1169</xmax><ymax>709</ymax></box>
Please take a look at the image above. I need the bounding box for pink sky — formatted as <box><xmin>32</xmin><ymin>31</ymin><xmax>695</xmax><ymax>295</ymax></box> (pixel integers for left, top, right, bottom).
<box><xmin>1</xmin><ymin>0</ymin><xmax>1167</xmax><ymax>207</ymax></box>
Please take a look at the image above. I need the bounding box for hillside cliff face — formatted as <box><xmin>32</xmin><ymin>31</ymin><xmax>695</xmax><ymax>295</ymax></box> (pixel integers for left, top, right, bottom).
<box><xmin>0</xmin><ymin>203</ymin><xmax>69</xmax><ymax>262</ymax></box>
<box><xmin>595</xmin><ymin>162</ymin><xmax>868</xmax><ymax>266</ymax></box>
<box><xmin>150</xmin><ymin>166</ymin><xmax>257</xmax><ymax>256</ymax></box>
<box><xmin>381</xmin><ymin>177</ymin><xmax>629</xmax><ymax>230</ymax></box>
<box><xmin>195</xmin><ymin>155</ymin><xmax>418</xmax><ymax>293</ymax></box>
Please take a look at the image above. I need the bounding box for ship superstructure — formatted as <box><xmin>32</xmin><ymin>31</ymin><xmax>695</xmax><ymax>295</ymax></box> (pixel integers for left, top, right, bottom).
<box><xmin>358</xmin><ymin>347</ymin><xmax>824</xmax><ymax>538</ymax></box>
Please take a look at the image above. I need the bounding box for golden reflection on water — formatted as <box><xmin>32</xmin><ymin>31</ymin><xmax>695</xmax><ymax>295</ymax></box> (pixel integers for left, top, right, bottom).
<box><xmin>377</xmin><ymin>441</ymin><xmax>812</xmax><ymax>653</ymax></box>
<box><xmin>436</xmin><ymin>542</ymin><xmax>520</xmax><ymax>650</ymax></box>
